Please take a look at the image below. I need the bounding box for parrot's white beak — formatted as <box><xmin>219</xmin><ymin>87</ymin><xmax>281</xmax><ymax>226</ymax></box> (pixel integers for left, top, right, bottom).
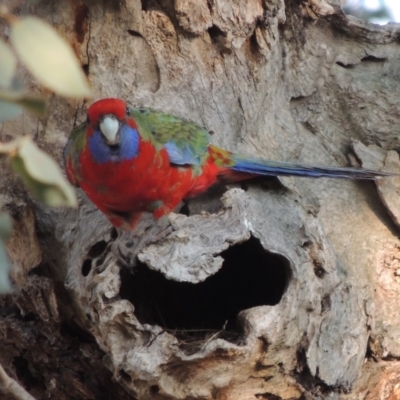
<box><xmin>99</xmin><ymin>115</ymin><xmax>120</xmax><ymax>145</ymax></box>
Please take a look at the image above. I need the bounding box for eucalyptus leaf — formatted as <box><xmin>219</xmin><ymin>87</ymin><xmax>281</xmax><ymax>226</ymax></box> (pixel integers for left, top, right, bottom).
<box><xmin>0</xmin><ymin>98</ymin><xmax>23</xmax><ymax>122</ymax></box>
<box><xmin>18</xmin><ymin>97</ymin><xmax>47</xmax><ymax>118</ymax></box>
<box><xmin>0</xmin><ymin>88</ymin><xmax>46</xmax><ymax>119</ymax></box>
<box><xmin>0</xmin><ymin>39</ymin><xmax>17</xmax><ymax>88</ymax></box>
<box><xmin>10</xmin><ymin>137</ymin><xmax>77</xmax><ymax>207</ymax></box>
<box><xmin>0</xmin><ymin>240</ymin><xmax>13</xmax><ymax>294</ymax></box>
<box><xmin>0</xmin><ymin>213</ymin><xmax>12</xmax><ymax>240</ymax></box>
<box><xmin>10</xmin><ymin>16</ymin><xmax>91</xmax><ymax>98</ymax></box>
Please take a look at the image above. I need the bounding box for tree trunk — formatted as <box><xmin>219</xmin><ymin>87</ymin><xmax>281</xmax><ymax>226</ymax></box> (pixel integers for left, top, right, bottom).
<box><xmin>2</xmin><ymin>0</ymin><xmax>400</xmax><ymax>399</ymax></box>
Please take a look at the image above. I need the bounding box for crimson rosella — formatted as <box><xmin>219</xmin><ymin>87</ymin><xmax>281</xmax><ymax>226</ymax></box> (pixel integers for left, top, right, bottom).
<box><xmin>63</xmin><ymin>98</ymin><xmax>392</xmax><ymax>230</ymax></box>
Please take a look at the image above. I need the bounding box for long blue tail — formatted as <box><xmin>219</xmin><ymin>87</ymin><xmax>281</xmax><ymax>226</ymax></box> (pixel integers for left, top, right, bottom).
<box><xmin>230</xmin><ymin>155</ymin><xmax>393</xmax><ymax>180</ymax></box>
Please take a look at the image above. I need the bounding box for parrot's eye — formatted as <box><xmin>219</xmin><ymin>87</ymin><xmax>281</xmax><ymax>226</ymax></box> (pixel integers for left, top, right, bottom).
<box><xmin>126</xmin><ymin>107</ymin><xmax>130</xmax><ymax>117</ymax></box>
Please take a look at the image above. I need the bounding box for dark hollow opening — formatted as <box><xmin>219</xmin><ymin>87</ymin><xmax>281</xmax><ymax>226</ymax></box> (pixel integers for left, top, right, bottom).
<box><xmin>81</xmin><ymin>259</ymin><xmax>92</xmax><ymax>277</ymax></box>
<box><xmin>88</xmin><ymin>240</ymin><xmax>108</xmax><ymax>258</ymax></box>
<box><xmin>120</xmin><ymin>236</ymin><xmax>290</xmax><ymax>341</ymax></box>
<box><xmin>207</xmin><ymin>25</ymin><xmax>227</xmax><ymax>43</ymax></box>
<box><xmin>13</xmin><ymin>356</ymin><xmax>44</xmax><ymax>392</ymax></box>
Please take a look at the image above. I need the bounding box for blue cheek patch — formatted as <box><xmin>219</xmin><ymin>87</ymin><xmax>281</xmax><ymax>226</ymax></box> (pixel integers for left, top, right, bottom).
<box><xmin>89</xmin><ymin>125</ymin><xmax>139</xmax><ymax>164</ymax></box>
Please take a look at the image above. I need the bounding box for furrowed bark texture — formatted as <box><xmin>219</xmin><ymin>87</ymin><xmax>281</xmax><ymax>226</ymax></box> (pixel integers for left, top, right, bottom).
<box><xmin>1</xmin><ymin>0</ymin><xmax>400</xmax><ymax>399</ymax></box>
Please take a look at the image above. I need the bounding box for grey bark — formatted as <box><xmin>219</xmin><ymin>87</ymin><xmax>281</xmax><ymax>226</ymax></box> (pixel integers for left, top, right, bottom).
<box><xmin>1</xmin><ymin>0</ymin><xmax>400</xmax><ymax>399</ymax></box>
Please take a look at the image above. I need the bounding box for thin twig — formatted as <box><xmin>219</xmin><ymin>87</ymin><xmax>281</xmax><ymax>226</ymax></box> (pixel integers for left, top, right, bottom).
<box><xmin>0</xmin><ymin>363</ymin><xmax>36</xmax><ymax>400</ymax></box>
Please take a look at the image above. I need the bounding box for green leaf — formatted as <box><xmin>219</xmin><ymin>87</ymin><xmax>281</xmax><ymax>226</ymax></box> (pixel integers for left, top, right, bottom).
<box><xmin>10</xmin><ymin>137</ymin><xmax>78</xmax><ymax>207</ymax></box>
<box><xmin>0</xmin><ymin>88</ymin><xmax>47</xmax><ymax>119</ymax></box>
<box><xmin>10</xmin><ymin>16</ymin><xmax>91</xmax><ymax>98</ymax></box>
<box><xmin>0</xmin><ymin>213</ymin><xmax>13</xmax><ymax>294</ymax></box>
<box><xmin>17</xmin><ymin>96</ymin><xmax>47</xmax><ymax>117</ymax></box>
<box><xmin>0</xmin><ymin>239</ymin><xmax>13</xmax><ymax>294</ymax></box>
<box><xmin>0</xmin><ymin>213</ymin><xmax>13</xmax><ymax>240</ymax></box>
<box><xmin>0</xmin><ymin>39</ymin><xmax>17</xmax><ymax>88</ymax></box>
<box><xmin>0</xmin><ymin>98</ymin><xmax>23</xmax><ymax>122</ymax></box>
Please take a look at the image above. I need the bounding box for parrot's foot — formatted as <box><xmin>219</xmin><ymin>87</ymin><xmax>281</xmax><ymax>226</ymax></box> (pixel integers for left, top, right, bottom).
<box><xmin>111</xmin><ymin>216</ymin><xmax>173</xmax><ymax>270</ymax></box>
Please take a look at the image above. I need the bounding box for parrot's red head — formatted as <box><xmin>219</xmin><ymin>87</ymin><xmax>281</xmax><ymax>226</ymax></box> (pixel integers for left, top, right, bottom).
<box><xmin>87</xmin><ymin>98</ymin><xmax>133</xmax><ymax>145</ymax></box>
<box><xmin>88</xmin><ymin>98</ymin><xmax>127</xmax><ymax>124</ymax></box>
<box><xmin>84</xmin><ymin>98</ymin><xmax>140</xmax><ymax>164</ymax></box>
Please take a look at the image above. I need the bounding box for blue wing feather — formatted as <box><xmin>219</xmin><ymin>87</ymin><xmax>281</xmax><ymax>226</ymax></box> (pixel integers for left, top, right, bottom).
<box><xmin>163</xmin><ymin>141</ymin><xmax>201</xmax><ymax>165</ymax></box>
